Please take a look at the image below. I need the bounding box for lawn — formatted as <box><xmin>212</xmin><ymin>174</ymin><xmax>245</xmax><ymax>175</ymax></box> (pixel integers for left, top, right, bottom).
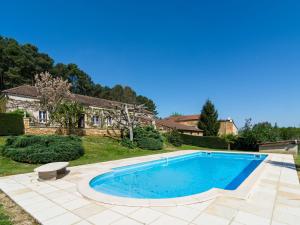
<box><xmin>0</xmin><ymin>136</ymin><xmax>212</xmax><ymax>177</ymax></box>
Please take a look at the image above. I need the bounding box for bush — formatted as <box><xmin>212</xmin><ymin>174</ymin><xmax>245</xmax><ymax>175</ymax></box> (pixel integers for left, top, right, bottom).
<box><xmin>181</xmin><ymin>134</ymin><xmax>227</xmax><ymax>149</ymax></box>
<box><xmin>138</xmin><ymin>137</ymin><xmax>163</xmax><ymax>150</ymax></box>
<box><xmin>166</xmin><ymin>130</ymin><xmax>183</xmax><ymax>147</ymax></box>
<box><xmin>8</xmin><ymin>109</ymin><xmax>30</xmax><ymax>117</ymax></box>
<box><xmin>121</xmin><ymin>138</ymin><xmax>137</xmax><ymax>149</ymax></box>
<box><xmin>133</xmin><ymin>126</ymin><xmax>163</xmax><ymax>150</ymax></box>
<box><xmin>2</xmin><ymin>135</ymin><xmax>84</xmax><ymax>164</ymax></box>
<box><xmin>0</xmin><ymin>113</ymin><xmax>24</xmax><ymax>136</ymax></box>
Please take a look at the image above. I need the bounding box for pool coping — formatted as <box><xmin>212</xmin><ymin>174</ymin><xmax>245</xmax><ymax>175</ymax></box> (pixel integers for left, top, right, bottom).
<box><xmin>78</xmin><ymin>150</ymin><xmax>270</xmax><ymax>206</ymax></box>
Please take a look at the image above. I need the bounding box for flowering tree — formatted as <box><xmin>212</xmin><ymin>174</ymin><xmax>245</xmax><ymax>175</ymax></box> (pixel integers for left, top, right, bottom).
<box><xmin>35</xmin><ymin>72</ymin><xmax>72</xmax><ymax>116</ymax></box>
<box><xmin>35</xmin><ymin>72</ymin><xmax>83</xmax><ymax>131</ymax></box>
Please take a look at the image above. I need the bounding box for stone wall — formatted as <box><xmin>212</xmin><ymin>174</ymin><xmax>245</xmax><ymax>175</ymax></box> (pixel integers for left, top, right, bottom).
<box><xmin>259</xmin><ymin>143</ymin><xmax>298</xmax><ymax>155</ymax></box>
<box><xmin>23</xmin><ymin>118</ymin><xmax>120</xmax><ymax>137</ymax></box>
<box><xmin>218</xmin><ymin>120</ymin><xmax>238</xmax><ymax>135</ymax></box>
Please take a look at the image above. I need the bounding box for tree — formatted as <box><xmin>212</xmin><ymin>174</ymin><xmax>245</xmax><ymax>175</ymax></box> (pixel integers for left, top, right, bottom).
<box><xmin>170</xmin><ymin>112</ymin><xmax>183</xmax><ymax>117</ymax></box>
<box><xmin>104</xmin><ymin>104</ymin><xmax>150</xmax><ymax>142</ymax></box>
<box><xmin>0</xmin><ymin>35</ymin><xmax>158</xmax><ymax>114</ymax></box>
<box><xmin>197</xmin><ymin>100</ymin><xmax>220</xmax><ymax>136</ymax></box>
<box><xmin>51</xmin><ymin>101</ymin><xmax>84</xmax><ymax>133</ymax></box>
<box><xmin>136</xmin><ymin>95</ymin><xmax>157</xmax><ymax>115</ymax></box>
<box><xmin>35</xmin><ymin>72</ymin><xmax>72</xmax><ymax>125</ymax></box>
<box><xmin>252</xmin><ymin>122</ymin><xmax>280</xmax><ymax>143</ymax></box>
<box><xmin>221</xmin><ymin>134</ymin><xmax>237</xmax><ymax>150</ymax></box>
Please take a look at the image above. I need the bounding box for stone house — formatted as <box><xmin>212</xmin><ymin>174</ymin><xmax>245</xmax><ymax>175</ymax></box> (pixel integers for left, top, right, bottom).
<box><xmin>2</xmin><ymin>85</ymin><xmax>154</xmax><ymax>135</ymax></box>
<box><xmin>157</xmin><ymin>115</ymin><xmax>238</xmax><ymax>136</ymax></box>
<box><xmin>156</xmin><ymin>119</ymin><xmax>203</xmax><ymax>136</ymax></box>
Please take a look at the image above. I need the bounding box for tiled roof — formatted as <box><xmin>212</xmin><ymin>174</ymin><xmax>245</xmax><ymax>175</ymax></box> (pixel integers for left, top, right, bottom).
<box><xmin>3</xmin><ymin>85</ymin><xmax>135</xmax><ymax>110</ymax></box>
<box><xmin>156</xmin><ymin>119</ymin><xmax>203</xmax><ymax>132</ymax></box>
<box><xmin>166</xmin><ymin>115</ymin><xmax>200</xmax><ymax>122</ymax></box>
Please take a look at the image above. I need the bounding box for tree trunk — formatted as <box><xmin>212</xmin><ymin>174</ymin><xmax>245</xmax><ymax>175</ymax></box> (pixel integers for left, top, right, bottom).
<box><xmin>228</xmin><ymin>143</ymin><xmax>231</xmax><ymax>150</ymax></box>
<box><xmin>129</xmin><ymin>126</ymin><xmax>133</xmax><ymax>142</ymax></box>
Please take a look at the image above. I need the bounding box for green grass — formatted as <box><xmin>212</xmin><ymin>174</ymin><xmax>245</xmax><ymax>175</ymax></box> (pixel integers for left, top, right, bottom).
<box><xmin>0</xmin><ymin>135</ymin><xmax>226</xmax><ymax>177</ymax></box>
<box><xmin>0</xmin><ymin>203</ymin><xmax>12</xmax><ymax>225</ymax></box>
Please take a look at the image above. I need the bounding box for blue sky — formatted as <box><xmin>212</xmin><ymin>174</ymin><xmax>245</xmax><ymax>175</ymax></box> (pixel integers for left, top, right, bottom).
<box><xmin>1</xmin><ymin>0</ymin><xmax>300</xmax><ymax>127</ymax></box>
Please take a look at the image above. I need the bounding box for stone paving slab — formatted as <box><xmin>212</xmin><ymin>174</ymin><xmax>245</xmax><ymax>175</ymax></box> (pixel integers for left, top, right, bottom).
<box><xmin>0</xmin><ymin>150</ymin><xmax>299</xmax><ymax>225</ymax></box>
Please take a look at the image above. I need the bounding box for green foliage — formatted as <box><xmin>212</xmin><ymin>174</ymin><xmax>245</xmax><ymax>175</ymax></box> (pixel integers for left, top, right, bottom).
<box><xmin>166</xmin><ymin>130</ymin><xmax>183</xmax><ymax>147</ymax></box>
<box><xmin>2</xmin><ymin>135</ymin><xmax>84</xmax><ymax>164</ymax></box>
<box><xmin>137</xmin><ymin>138</ymin><xmax>163</xmax><ymax>150</ymax></box>
<box><xmin>121</xmin><ymin>138</ymin><xmax>137</xmax><ymax>149</ymax></box>
<box><xmin>198</xmin><ymin>100</ymin><xmax>220</xmax><ymax>136</ymax></box>
<box><xmin>8</xmin><ymin>109</ymin><xmax>30</xmax><ymax>117</ymax></box>
<box><xmin>0</xmin><ymin>37</ymin><xmax>53</xmax><ymax>90</ymax></box>
<box><xmin>252</xmin><ymin>122</ymin><xmax>280</xmax><ymax>143</ymax></box>
<box><xmin>136</xmin><ymin>95</ymin><xmax>157</xmax><ymax>114</ymax></box>
<box><xmin>0</xmin><ymin>36</ymin><xmax>157</xmax><ymax>114</ymax></box>
<box><xmin>170</xmin><ymin>112</ymin><xmax>183</xmax><ymax>117</ymax></box>
<box><xmin>235</xmin><ymin>119</ymin><xmax>281</xmax><ymax>151</ymax></box>
<box><xmin>0</xmin><ymin>204</ymin><xmax>12</xmax><ymax>225</ymax></box>
<box><xmin>0</xmin><ymin>113</ymin><xmax>24</xmax><ymax>136</ymax></box>
<box><xmin>133</xmin><ymin>126</ymin><xmax>163</xmax><ymax>150</ymax></box>
<box><xmin>51</xmin><ymin>101</ymin><xmax>84</xmax><ymax>132</ymax></box>
<box><xmin>278</xmin><ymin>127</ymin><xmax>300</xmax><ymax>140</ymax></box>
<box><xmin>220</xmin><ymin>134</ymin><xmax>237</xmax><ymax>150</ymax></box>
<box><xmin>181</xmin><ymin>134</ymin><xmax>227</xmax><ymax>149</ymax></box>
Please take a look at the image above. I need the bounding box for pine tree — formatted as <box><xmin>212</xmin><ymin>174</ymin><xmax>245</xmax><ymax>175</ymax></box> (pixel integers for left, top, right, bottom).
<box><xmin>198</xmin><ymin>100</ymin><xmax>220</xmax><ymax>136</ymax></box>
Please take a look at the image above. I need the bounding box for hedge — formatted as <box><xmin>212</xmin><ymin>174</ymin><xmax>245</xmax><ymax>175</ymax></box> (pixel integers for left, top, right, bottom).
<box><xmin>2</xmin><ymin>135</ymin><xmax>84</xmax><ymax>164</ymax></box>
<box><xmin>180</xmin><ymin>134</ymin><xmax>227</xmax><ymax>149</ymax></box>
<box><xmin>0</xmin><ymin>113</ymin><xmax>24</xmax><ymax>136</ymax></box>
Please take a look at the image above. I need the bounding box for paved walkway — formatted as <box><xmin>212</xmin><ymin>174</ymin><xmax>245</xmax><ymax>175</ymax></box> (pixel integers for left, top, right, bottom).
<box><xmin>0</xmin><ymin>151</ymin><xmax>299</xmax><ymax>225</ymax></box>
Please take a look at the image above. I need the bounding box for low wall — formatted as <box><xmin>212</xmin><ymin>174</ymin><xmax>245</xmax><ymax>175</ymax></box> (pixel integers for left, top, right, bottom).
<box><xmin>25</xmin><ymin>126</ymin><xmax>120</xmax><ymax>137</ymax></box>
<box><xmin>259</xmin><ymin>144</ymin><xmax>298</xmax><ymax>155</ymax></box>
<box><xmin>23</xmin><ymin>118</ymin><xmax>120</xmax><ymax>137</ymax></box>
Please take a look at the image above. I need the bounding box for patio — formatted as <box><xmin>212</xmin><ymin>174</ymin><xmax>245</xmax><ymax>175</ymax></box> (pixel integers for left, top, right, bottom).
<box><xmin>0</xmin><ymin>150</ymin><xmax>299</xmax><ymax>225</ymax></box>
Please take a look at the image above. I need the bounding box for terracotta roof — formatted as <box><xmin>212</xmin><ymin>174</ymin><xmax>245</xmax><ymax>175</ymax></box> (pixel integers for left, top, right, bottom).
<box><xmin>156</xmin><ymin>119</ymin><xmax>203</xmax><ymax>132</ymax></box>
<box><xmin>166</xmin><ymin>115</ymin><xmax>200</xmax><ymax>122</ymax></box>
<box><xmin>2</xmin><ymin>85</ymin><xmax>144</xmax><ymax>111</ymax></box>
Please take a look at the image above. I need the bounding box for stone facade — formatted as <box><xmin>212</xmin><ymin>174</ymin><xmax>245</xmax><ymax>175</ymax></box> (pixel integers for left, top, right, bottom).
<box><xmin>160</xmin><ymin>115</ymin><xmax>238</xmax><ymax>136</ymax></box>
<box><xmin>23</xmin><ymin>118</ymin><xmax>121</xmax><ymax>137</ymax></box>
<box><xmin>218</xmin><ymin>119</ymin><xmax>238</xmax><ymax>135</ymax></box>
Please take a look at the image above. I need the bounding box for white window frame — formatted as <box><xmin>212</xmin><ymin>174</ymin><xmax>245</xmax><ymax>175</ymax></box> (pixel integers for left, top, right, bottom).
<box><xmin>92</xmin><ymin>115</ymin><xmax>100</xmax><ymax>126</ymax></box>
<box><xmin>39</xmin><ymin>111</ymin><xmax>47</xmax><ymax>123</ymax></box>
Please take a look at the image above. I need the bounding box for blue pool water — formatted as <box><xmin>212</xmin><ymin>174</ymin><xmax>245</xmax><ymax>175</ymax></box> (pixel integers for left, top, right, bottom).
<box><xmin>90</xmin><ymin>152</ymin><xmax>267</xmax><ymax>199</ymax></box>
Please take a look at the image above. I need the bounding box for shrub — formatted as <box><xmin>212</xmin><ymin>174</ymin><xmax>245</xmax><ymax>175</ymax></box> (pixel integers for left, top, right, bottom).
<box><xmin>2</xmin><ymin>135</ymin><xmax>84</xmax><ymax>164</ymax></box>
<box><xmin>8</xmin><ymin>109</ymin><xmax>30</xmax><ymax>117</ymax></box>
<box><xmin>166</xmin><ymin>130</ymin><xmax>183</xmax><ymax>147</ymax></box>
<box><xmin>138</xmin><ymin>137</ymin><xmax>163</xmax><ymax>150</ymax></box>
<box><xmin>121</xmin><ymin>138</ymin><xmax>137</xmax><ymax>149</ymax></box>
<box><xmin>0</xmin><ymin>113</ymin><xmax>24</xmax><ymax>136</ymax></box>
<box><xmin>181</xmin><ymin>134</ymin><xmax>227</xmax><ymax>149</ymax></box>
<box><xmin>133</xmin><ymin>126</ymin><xmax>163</xmax><ymax>150</ymax></box>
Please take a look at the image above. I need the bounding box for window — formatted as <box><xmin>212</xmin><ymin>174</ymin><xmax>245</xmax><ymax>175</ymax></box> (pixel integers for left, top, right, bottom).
<box><xmin>39</xmin><ymin>111</ymin><xmax>47</xmax><ymax>123</ymax></box>
<box><xmin>107</xmin><ymin>117</ymin><xmax>113</xmax><ymax>126</ymax></box>
<box><xmin>92</xmin><ymin>115</ymin><xmax>100</xmax><ymax>126</ymax></box>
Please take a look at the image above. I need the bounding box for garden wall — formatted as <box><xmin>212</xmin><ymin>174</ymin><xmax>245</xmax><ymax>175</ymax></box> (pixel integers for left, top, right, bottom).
<box><xmin>23</xmin><ymin>118</ymin><xmax>120</xmax><ymax>137</ymax></box>
<box><xmin>180</xmin><ymin>134</ymin><xmax>227</xmax><ymax>149</ymax></box>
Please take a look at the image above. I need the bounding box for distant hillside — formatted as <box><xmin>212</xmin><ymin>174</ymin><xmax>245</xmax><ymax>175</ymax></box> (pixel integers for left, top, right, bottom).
<box><xmin>0</xmin><ymin>36</ymin><xmax>157</xmax><ymax>114</ymax></box>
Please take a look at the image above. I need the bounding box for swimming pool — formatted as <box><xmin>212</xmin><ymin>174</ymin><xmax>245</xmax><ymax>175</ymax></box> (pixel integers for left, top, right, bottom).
<box><xmin>90</xmin><ymin>152</ymin><xmax>267</xmax><ymax>199</ymax></box>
